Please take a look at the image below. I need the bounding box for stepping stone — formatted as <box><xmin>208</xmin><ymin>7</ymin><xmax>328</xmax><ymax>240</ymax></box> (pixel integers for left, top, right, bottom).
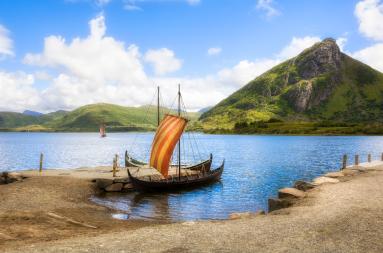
<box><xmin>268</xmin><ymin>198</ymin><xmax>293</xmax><ymax>212</ymax></box>
<box><xmin>278</xmin><ymin>188</ymin><xmax>306</xmax><ymax>198</ymax></box>
<box><xmin>294</xmin><ymin>180</ymin><xmax>315</xmax><ymax>191</ymax></box>
<box><xmin>105</xmin><ymin>183</ymin><xmax>123</xmax><ymax>192</ymax></box>
<box><xmin>342</xmin><ymin>169</ymin><xmax>361</xmax><ymax>176</ymax></box>
<box><xmin>313</xmin><ymin>176</ymin><xmax>339</xmax><ymax>185</ymax></box>
<box><xmin>324</xmin><ymin>171</ymin><xmax>344</xmax><ymax>178</ymax></box>
<box><xmin>229</xmin><ymin>211</ymin><xmax>265</xmax><ymax>220</ymax></box>
<box><xmin>95</xmin><ymin>178</ymin><xmax>114</xmax><ymax>189</ymax></box>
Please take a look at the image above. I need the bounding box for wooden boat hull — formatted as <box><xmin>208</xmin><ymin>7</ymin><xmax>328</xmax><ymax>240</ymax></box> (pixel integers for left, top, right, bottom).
<box><xmin>125</xmin><ymin>151</ymin><xmax>213</xmax><ymax>172</ymax></box>
<box><xmin>127</xmin><ymin>161</ymin><xmax>224</xmax><ymax>192</ymax></box>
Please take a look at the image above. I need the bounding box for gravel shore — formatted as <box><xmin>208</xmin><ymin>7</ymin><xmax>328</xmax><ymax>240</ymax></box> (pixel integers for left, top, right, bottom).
<box><xmin>1</xmin><ymin>165</ymin><xmax>383</xmax><ymax>252</ymax></box>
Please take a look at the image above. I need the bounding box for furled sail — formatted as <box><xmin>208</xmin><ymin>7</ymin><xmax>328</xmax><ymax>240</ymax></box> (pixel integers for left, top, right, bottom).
<box><xmin>150</xmin><ymin>114</ymin><xmax>187</xmax><ymax>177</ymax></box>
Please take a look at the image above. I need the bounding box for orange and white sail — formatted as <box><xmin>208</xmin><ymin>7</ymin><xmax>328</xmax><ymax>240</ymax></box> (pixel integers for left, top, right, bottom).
<box><xmin>149</xmin><ymin>114</ymin><xmax>187</xmax><ymax>177</ymax></box>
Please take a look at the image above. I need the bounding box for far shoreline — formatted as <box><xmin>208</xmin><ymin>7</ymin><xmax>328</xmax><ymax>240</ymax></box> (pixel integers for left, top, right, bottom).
<box><xmin>2</xmin><ymin>129</ymin><xmax>383</xmax><ymax>137</ymax></box>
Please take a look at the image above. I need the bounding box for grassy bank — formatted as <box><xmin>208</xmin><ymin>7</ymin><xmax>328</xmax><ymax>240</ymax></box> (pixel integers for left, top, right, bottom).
<box><xmin>203</xmin><ymin>121</ymin><xmax>383</xmax><ymax>135</ymax></box>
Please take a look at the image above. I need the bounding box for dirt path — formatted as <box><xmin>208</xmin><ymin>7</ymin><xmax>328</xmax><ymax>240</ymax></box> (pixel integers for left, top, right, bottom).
<box><xmin>0</xmin><ymin>176</ymin><xmax>162</xmax><ymax>250</ymax></box>
<box><xmin>2</xmin><ymin>166</ymin><xmax>383</xmax><ymax>252</ymax></box>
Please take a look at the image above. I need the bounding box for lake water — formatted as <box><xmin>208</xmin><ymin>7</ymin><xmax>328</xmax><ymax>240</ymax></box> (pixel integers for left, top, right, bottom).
<box><xmin>1</xmin><ymin>132</ymin><xmax>383</xmax><ymax>221</ymax></box>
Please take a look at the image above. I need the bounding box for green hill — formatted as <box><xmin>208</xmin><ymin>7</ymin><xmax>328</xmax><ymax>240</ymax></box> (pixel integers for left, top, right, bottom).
<box><xmin>0</xmin><ymin>103</ymin><xmax>200</xmax><ymax>132</ymax></box>
<box><xmin>200</xmin><ymin>38</ymin><xmax>383</xmax><ymax>134</ymax></box>
<box><xmin>0</xmin><ymin>112</ymin><xmax>43</xmax><ymax>128</ymax></box>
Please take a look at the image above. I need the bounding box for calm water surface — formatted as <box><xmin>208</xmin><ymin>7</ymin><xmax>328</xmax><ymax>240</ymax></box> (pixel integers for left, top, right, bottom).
<box><xmin>1</xmin><ymin>132</ymin><xmax>383</xmax><ymax>221</ymax></box>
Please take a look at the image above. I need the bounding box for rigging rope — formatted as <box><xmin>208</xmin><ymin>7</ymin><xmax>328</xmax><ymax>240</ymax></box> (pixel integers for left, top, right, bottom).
<box><xmin>128</xmin><ymin>88</ymin><xmax>157</xmax><ymax>161</ymax></box>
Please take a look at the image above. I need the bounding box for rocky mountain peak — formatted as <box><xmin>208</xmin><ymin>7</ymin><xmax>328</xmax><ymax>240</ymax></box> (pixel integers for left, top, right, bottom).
<box><xmin>201</xmin><ymin>37</ymin><xmax>383</xmax><ymax>127</ymax></box>
<box><xmin>295</xmin><ymin>38</ymin><xmax>342</xmax><ymax>80</ymax></box>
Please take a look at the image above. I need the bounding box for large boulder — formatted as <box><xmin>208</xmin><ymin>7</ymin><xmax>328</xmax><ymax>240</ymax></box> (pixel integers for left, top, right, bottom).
<box><xmin>0</xmin><ymin>171</ymin><xmax>19</xmax><ymax>184</ymax></box>
<box><xmin>8</xmin><ymin>172</ymin><xmax>24</xmax><ymax>181</ymax></box>
<box><xmin>114</xmin><ymin>178</ymin><xmax>131</xmax><ymax>184</ymax></box>
<box><xmin>122</xmin><ymin>183</ymin><xmax>134</xmax><ymax>191</ymax></box>
<box><xmin>268</xmin><ymin>198</ymin><xmax>293</xmax><ymax>212</ymax></box>
<box><xmin>0</xmin><ymin>176</ymin><xmax>5</xmax><ymax>185</ymax></box>
<box><xmin>294</xmin><ymin>180</ymin><xmax>315</xmax><ymax>191</ymax></box>
<box><xmin>278</xmin><ymin>188</ymin><xmax>306</xmax><ymax>198</ymax></box>
<box><xmin>105</xmin><ymin>183</ymin><xmax>123</xmax><ymax>192</ymax></box>
<box><xmin>95</xmin><ymin>178</ymin><xmax>114</xmax><ymax>189</ymax></box>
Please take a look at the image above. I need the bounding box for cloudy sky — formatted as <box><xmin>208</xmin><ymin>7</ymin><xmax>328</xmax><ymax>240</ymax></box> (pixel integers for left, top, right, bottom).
<box><xmin>0</xmin><ymin>0</ymin><xmax>382</xmax><ymax>112</ymax></box>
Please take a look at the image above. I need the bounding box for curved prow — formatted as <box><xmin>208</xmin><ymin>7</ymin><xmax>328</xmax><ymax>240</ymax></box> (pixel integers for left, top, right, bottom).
<box><xmin>125</xmin><ymin>150</ymin><xmax>147</xmax><ymax>167</ymax></box>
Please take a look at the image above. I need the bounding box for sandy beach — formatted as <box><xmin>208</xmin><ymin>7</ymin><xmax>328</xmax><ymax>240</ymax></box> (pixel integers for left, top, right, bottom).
<box><xmin>1</xmin><ymin>164</ymin><xmax>383</xmax><ymax>252</ymax></box>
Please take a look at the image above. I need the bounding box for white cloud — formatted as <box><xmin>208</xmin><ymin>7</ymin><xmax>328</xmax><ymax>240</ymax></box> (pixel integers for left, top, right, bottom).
<box><xmin>349</xmin><ymin>1</ymin><xmax>383</xmax><ymax>72</ymax></box>
<box><xmin>34</xmin><ymin>71</ymin><xmax>52</xmax><ymax>81</ymax></box>
<box><xmin>95</xmin><ymin>0</ymin><xmax>111</xmax><ymax>5</ymax></box>
<box><xmin>0</xmin><ymin>72</ymin><xmax>40</xmax><ymax>112</ymax></box>
<box><xmin>123</xmin><ymin>0</ymin><xmax>199</xmax><ymax>11</ymax></box>
<box><xmin>186</xmin><ymin>0</ymin><xmax>200</xmax><ymax>5</ymax></box>
<box><xmin>23</xmin><ymin>13</ymin><xmax>150</xmax><ymax>111</ymax></box>
<box><xmin>144</xmin><ymin>48</ymin><xmax>182</xmax><ymax>75</ymax></box>
<box><xmin>355</xmin><ymin>0</ymin><xmax>383</xmax><ymax>41</ymax></box>
<box><xmin>0</xmin><ymin>24</ymin><xmax>14</xmax><ymax>59</ymax></box>
<box><xmin>207</xmin><ymin>47</ymin><xmax>222</xmax><ymax>56</ymax></box>
<box><xmin>351</xmin><ymin>43</ymin><xmax>383</xmax><ymax>71</ymax></box>
<box><xmin>278</xmin><ymin>36</ymin><xmax>321</xmax><ymax>59</ymax></box>
<box><xmin>256</xmin><ymin>0</ymin><xmax>280</xmax><ymax>18</ymax></box>
<box><xmin>14</xmin><ymin>13</ymin><xmax>325</xmax><ymax>112</ymax></box>
<box><xmin>124</xmin><ymin>4</ymin><xmax>142</xmax><ymax>10</ymax></box>
<box><xmin>336</xmin><ymin>37</ymin><xmax>348</xmax><ymax>52</ymax></box>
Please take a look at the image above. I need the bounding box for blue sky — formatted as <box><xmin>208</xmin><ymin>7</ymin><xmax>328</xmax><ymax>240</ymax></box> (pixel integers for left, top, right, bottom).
<box><xmin>0</xmin><ymin>0</ymin><xmax>382</xmax><ymax>112</ymax></box>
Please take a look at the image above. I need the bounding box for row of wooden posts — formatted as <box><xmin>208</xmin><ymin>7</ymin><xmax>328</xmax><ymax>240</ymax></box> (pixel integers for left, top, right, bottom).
<box><xmin>37</xmin><ymin>152</ymin><xmax>382</xmax><ymax>174</ymax></box>
<box><xmin>38</xmin><ymin>153</ymin><xmax>120</xmax><ymax>177</ymax></box>
<box><xmin>342</xmin><ymin>153</ymin><xmax>383</xmax><ymax>169</ymax></box>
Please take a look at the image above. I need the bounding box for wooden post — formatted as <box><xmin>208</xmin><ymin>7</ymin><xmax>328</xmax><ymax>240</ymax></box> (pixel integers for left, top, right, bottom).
<box><xmin>342</xmin><ymin>154</ymin><xmax>347</xmax><ymax>170</ymax></box>
<box><xmin>368</xmin><ymin>154</ymin><xmax>371</xmax><ymax>163</ymax></box>
<box><xmin>112</xmin><ymin>157</ymin><xmax>117</xmax><ymax>177</ymax></box>
<box><xmin>39</xmin><ymin>153</ymin><xmax>44</xmax><ymax>172</ymax></box>
<box><xmin>355</xmin><ymin>155</ymin><xmax>359</xmax><ymax>166</ymax></box>
<box><xmin>381</xmin><ymin>153</ymin><xmax>383</xmax><ymax>161</ymax></box>
<box><xmin>125</xmin><ymin>150</ymin><xmax>128</xmax><ymax>167</ymax></box>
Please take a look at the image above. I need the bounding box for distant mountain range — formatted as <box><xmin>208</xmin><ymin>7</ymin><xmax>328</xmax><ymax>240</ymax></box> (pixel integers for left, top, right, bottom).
<box><xmin>2</xmin><ymin>38</ymin><xmax>383</xmax><ymax>135</ymax></box>
<box><xmin>22</xmin><ymin>110</ymin><xmax>44</xmax><ymax>117</ymax></box>
<box><xmin>200</xmin><ymin>38</ymin><xmax>383</xmax><ymax>134</ymax></box>
<box><xmin>0</xmin><ymin>104</ymin><xmax>200</xmax><ymax>132</ymax></box>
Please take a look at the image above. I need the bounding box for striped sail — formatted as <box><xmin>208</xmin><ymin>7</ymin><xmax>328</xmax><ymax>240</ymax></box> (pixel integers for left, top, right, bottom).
<box><xmin>149</xmin><ymin>114</ymin><xmax>187</xmax><ymax>177</ymax></box>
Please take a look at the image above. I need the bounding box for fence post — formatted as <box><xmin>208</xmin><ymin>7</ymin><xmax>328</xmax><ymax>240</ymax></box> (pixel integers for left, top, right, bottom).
<box><xmin>368</xmin><ymin>154</ymin><xmax>371</xmax><ymax>163</ymax></box>
<box><xmin>381</xmin><ymin>153</ymin><xmax>383</xmax><ymax>161</ymax></box>
<box><xmin>125</xmin><ymin>150</ymin><xmax>128</xmax><ymax>167</ymax></box>
<box><xmin>39</xmin><ymin>153</ymin><xmax>44</xmax><ymax>172</ymax></box>
<box><xmin>355</xmin><ymin>155</ymin><xmax>359</xmax><ymax>166</ymax></box>
<box><xmin>112</xmin><ymin>156</ymin><xmax>117</xmax><ymax>177</ymax></box>
<box><xmin>342</xmin><ymin>154</ymin><xmax>347</xmax><ymax>170</ymax></box>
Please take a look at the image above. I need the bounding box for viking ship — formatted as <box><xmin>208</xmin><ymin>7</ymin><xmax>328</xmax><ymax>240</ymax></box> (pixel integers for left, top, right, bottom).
<box><xmin>127</xmin><ymin>85</ymin><xmax>224</xmax><ymax>191</ymax></box>
<box><xmin>100</xmin><ymin>123</ymin><xmax>107</xmax><ymax>138</ymax></box>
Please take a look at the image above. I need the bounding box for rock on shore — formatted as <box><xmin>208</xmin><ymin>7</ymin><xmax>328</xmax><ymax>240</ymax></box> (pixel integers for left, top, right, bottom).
<box><xmin>0</xmin><ymin>172</ymin><xmax>25</xmax><ymax>185</ymax></box>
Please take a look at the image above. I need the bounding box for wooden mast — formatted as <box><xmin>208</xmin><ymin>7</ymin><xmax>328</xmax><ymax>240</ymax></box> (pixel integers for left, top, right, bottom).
<box><xmin>178</xmin><ymin>84</ymin><xmax>181</xmax><ymax>180</ymax></box>
<box><xmin>157</xmin><ymin>86</ymin><xmax>160</xmax><ymax>127</ymax></box>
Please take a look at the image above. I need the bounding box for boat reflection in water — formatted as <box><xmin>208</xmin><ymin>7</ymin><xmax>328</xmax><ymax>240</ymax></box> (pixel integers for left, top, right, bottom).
<box><xmin>92</xmin><ymin>181</ymin><xmax>224</xmax><ymax>221</ymax></box>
